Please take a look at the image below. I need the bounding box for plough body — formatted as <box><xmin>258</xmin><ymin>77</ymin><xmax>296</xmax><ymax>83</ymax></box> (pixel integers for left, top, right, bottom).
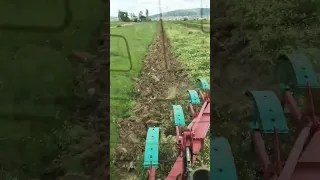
<box><xmin>143</xmin><ymin>78</ymin><xmax>237</xmax><ymax>180</ymax></box>
<box><xmin>247</xmin><ymin>52</ymin><xmax>320</xmax><ymax>180</ymax></box>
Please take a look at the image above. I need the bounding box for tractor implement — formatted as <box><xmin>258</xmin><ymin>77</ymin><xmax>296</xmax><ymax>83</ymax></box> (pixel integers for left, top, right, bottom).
<box><xmin>246</xmin><ymin>52</ymin><xmax>320</xmax><ymax>180</ymax></box>
<box><xmin>143</xmin><ymin>78</ymin><xmax>237</xmax><ymax>180</ymax></box>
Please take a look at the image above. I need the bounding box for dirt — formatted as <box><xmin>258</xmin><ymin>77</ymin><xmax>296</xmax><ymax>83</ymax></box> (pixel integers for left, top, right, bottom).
<box><xmin>112</xmin><ymin>28</ymin><xmax>194</xmax><ymax>179</ymax></box>
<box><xmin>50</xmin><ymin>15</ymin><xmax>109</xmax><ymax>180</ymax></box>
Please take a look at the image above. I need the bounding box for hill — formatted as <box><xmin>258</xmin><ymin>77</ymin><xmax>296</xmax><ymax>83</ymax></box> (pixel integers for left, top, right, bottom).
<box><xmin>149</xmin><ymin>8</ymin><xmax>210</xmax><ymax>19</ymax></box>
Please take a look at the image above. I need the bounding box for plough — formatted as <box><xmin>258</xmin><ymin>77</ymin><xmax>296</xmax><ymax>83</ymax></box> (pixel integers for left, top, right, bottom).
<box><xmin>246</xmin><ymin>52</ymin><xmax>320</xmax><ymax>180</ymax></box>
<box><xmin>142</xmin><ymin>78</ymin><xmax>238</xmax><ymax>180</ymax></box>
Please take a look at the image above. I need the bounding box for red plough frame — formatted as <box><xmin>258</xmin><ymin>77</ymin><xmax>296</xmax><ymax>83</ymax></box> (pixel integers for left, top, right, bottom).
<box><xmin>247</xmin><ymin>52</ymin><xmax>320</xmax><ymax>180</ymax></box>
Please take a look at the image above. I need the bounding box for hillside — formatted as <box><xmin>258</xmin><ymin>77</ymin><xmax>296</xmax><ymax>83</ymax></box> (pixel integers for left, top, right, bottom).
<box><xmin>149</xmin><ymin>8</ymin><xmax>210</xmax><ymax>19</ymax></box>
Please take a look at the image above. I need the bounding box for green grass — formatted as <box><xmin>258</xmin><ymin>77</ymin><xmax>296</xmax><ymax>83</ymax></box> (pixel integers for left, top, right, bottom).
<box><xmin>185</xmin><ymin>20</ymin><xmax>210</xmax><ymax>24</ymax></box>
<box><xmin>110</xmin><ymin>22</ymin><xmax>157</xmax><ymax>176</ymax></box>
<box><xmin>110</xmin><ymin>21</ymin><xmax>126</xmax><ymax>27</ymax></box>
<box><xmin>227</xmin><ymin>0</ymin><xmax>320</xmax><ymax>55</ymax></box>
<box><xmin>165</xmin><ymin>22</ymin><xmax>210</xmax><ymax>80</ymax></box>
<box><xmin>171</xmin><ymin>20</ymin><xmax>210</xmax><ymax>33</ymax></box>
<box><xmin>110</xmin><ymin>21</ymin><xmax>140</xmax><ymax>28</ymax></box>
<box><xmin>0</xmin><ymin>0</ymin><xmax>104</xmax><ymax>179</ymax></box>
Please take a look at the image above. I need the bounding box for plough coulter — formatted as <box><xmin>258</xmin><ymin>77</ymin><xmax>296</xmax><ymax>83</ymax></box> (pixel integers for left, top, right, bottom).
<box><xmin>143</xmin><ymin>78</ymin><xmax>237</xmax><ymax>180</ymax></box>
<box><xmin>246</xmin><ymin>52</ymin><xmax>320</xmax><ymax>180</ymax></box>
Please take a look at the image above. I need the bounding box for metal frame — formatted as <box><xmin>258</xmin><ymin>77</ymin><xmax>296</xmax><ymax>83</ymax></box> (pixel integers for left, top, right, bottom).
<box><xmin>247</xmin><ymin>52</ymin><xmax>320</xmax><ymax>180</ymax></box>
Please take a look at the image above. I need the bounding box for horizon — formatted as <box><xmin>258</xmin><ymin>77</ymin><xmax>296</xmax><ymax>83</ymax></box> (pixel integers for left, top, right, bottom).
<box><xmin>110</xmin><ymin>0</ymin><xmax>210</xmax><ymax>17</ymax></box>
<box><xmin>110</xmin><ymin>7</ymin><xmax>210</xmax><ymax>17</ymax></box>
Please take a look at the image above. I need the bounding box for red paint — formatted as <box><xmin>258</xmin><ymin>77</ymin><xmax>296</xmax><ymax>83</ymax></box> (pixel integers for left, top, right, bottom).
<box><xmin>166</xmin><ymin>89</ymin><xmax>210</xmax><ymax>180</ymax></box>
<box><xmin>277</xmin><ymin>126</ymin><xmax>310</xmax><ymax>180</ymax></box>
<box><xmin>167</xmin><ymin>157</ymin><xmax>184</xmax><ymax>180</ymax></box>
<box><xmin>283</xmin><ymin>92</ymin><xmax>302</xmax><ymax>122</ymax></box>
<box><xmin>149</xmin><ymin>167</ymin><xmax>156</xmax><ymax>180</ymax></box>
<box><xmin>253</xmin><ymin>85</ymin><xmax>320</xmax><ymax>180</ymax></box>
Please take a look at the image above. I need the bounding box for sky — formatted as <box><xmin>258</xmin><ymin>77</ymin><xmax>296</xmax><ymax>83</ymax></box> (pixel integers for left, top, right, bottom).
<box><xmin>110</xmin><ymin>0</ymin><xmax>210</xmax><ymax>17</ymax></box>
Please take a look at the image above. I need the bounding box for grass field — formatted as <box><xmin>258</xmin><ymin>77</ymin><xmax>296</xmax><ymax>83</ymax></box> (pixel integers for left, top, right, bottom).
<box><xmin>110</xmin><ymin>21</ymin><xmax>127</xmax><ymax>27</ymax></box>
<box><xmin>172</xmin><ymin>20</ymin><xmax>210</xmax><ymax>32</ymax></box>
<box><xmin>110</xmin><ymin>22</ymin><xmax>157</xmax><ymax>148</ymax></box>
<box><xmin>165</xmin><ymin>22</ymin><xmax>210</xmax><ymax>80</ymax></box>
<box><xmin>185</xmin><ymin>20</ymin><xmax>210</xmax><ymax>24</ymax></box>
<box><xmin>0</xmin><ymin>0</ymin><xmax>104</xmax><ymax>179</ymax></box>
<box><xmin>110</xmin><ymin>22</ymin><xmax>157</xmax><ymax>177</ymax></box>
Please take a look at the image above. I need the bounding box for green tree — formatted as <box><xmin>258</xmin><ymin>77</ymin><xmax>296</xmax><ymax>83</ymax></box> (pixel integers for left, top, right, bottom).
<box><xmin>139</xmin><ymin>11</ymin><xmax>143</xmax><ymax>19</ymax></box>
<box><xmin>139</xmin><ymin>11</ymin><xmax>146</xmax><ymax>21</ymax></box>
<box><xmin>132</xmin><ymin>13</ymin><xmax>138</xmax><ymax>22</ymax></box>
<box><xmin>118</xmin><ymin>10</ymin><xmax>130</xmax><ymax>22</ymax></box>
<box><xmin>146</xmin><ymin>9</ymin><xmax>149</xmax><ymax>19</ymax></box>
<box><xmin>118</xmin><ymin>10</ymin><xmax>121</xmax><ymax>21</ymax></box>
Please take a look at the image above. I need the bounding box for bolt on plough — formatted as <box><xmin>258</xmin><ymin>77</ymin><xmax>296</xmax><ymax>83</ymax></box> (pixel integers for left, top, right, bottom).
<box><xmin>246</xmin><ymin>52</ymin><xmax>320</xmax><ymax>180</ymax></box>
<box><xmin>142</xmin><ymin>78</ymin><xmax>238</xmax><ymax>180</ymax></box>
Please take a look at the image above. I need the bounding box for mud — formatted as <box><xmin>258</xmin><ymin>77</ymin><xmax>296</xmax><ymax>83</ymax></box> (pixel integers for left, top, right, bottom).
<box><xmin>112</xmin><ymin>28</ymin><xmax>194</xmax><ymax>179</ymax></box>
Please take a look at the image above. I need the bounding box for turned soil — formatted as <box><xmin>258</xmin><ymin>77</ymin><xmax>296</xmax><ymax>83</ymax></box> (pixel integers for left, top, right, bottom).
<box><xmin>112</xmin><ymin>28</ymin><xmax>197</xmax><ymax>180</ymax></box>
<box><xmin>55</xmin><ymin>12</ymin><xmax>109</xmax><ymax>180</ymax></box>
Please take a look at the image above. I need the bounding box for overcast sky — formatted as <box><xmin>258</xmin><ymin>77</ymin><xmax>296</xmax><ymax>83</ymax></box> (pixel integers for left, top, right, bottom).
<box><xmin>110</xmin><ymin>0</ymin><xmax>210</xmax><ymax>17</ymax></box>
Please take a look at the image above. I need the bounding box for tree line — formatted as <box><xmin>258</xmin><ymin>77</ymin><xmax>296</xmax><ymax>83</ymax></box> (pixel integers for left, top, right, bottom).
<box><xmin>118</xmin><ymin>9</ymin><xmax>151</xmax><ymax>22</ymax></box>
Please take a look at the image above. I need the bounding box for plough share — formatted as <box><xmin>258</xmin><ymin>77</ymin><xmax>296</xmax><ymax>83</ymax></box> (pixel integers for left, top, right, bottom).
<box><xmin>247</xmin><ymin>52</ymin><xmax>320</xmax><ymax>180</ymax></box>
<box><xmin>143</xmin><ymin>78</ymin><xmax>211</xmax><ymax>180</ymax></box>
<box><xmin>142</xmin><ymin>78</ymin><xmax>237</xmax><ymax>180</ymax></box>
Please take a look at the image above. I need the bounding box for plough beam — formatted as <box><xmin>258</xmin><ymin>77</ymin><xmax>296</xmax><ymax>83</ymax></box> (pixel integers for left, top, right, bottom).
<box><xmin>248</xmin><ymin>52</ymin><xmax>320</xmax><ymax>180</ymax></box>
<box><xmin>143</xmin><ymin>78</ymin><xmax>236</xmax><ymax>179</ymax></box>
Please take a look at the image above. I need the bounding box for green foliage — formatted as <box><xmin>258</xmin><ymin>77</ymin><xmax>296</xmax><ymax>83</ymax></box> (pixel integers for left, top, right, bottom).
<box><xmin>226</xmin><ymin>0</ymin><xmax>320</xmax><ymax>54</ymax></box>
<box><xmin>165</xmin><ymin>23</ymin><xmax>210</xmax><ymax>80</ymax></box>
<box><xmin>118</xmin><ymin>10</ymin><xmax>130</xmax><ymax>22</ymax></box>
<box><xmin>140</xmin><ymin>16</ymin><xmax>146</xmax><ymax>21</ymax></box>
